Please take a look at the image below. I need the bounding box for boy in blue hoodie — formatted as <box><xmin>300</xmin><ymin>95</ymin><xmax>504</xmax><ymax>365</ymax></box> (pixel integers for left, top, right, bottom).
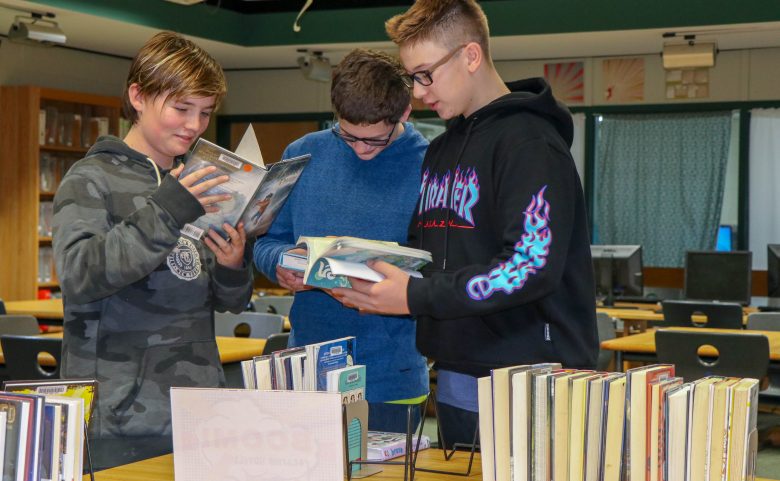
<box><xmin>253</xmin><ymin>49</ymin><xmax>429</xmax><ymax>433</ymax></box>
<box><xmin>334</xmin><ymin>0</ymin><xmax>598</xmax><ymax>448</ymax></box>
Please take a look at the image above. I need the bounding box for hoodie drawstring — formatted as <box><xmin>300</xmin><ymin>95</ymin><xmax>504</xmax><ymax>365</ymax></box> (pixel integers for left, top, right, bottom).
<box><xmin>441</xmin><ymin>117</ymin><xmax>476</xmax><ymax>271</ymax></box>
<box><xmin>146</xmin><ymin>157</ymin><xmax>162</xmax><ymax>186</ymax></box>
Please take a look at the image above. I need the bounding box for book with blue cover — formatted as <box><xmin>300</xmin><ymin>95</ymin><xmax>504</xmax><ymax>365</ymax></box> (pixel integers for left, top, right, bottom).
<box><xmin>304</xmin><ymin>337</ymin><xmax>356</xmax><ymax>391</ymax></box>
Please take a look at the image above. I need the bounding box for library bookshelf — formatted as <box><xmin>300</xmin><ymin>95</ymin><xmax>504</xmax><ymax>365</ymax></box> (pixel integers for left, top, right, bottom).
<box><xmin>0</xmin><ymin>86</ymin><xmax>121</xmax><ymax>301</ymax></box>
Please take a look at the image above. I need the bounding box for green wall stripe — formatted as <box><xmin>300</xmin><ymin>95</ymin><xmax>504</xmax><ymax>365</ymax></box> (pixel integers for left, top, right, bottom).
<box><xmin>29</xmin><ymin>0</ymin><xmax>780</xmax><ymax>47</ymax></box>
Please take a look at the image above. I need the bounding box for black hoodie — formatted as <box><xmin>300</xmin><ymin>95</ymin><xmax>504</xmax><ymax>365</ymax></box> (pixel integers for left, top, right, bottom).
<box><xmin>406</xmin><ymin>78</ymin><xmax>597</xmax><ymax>377</ymax></box>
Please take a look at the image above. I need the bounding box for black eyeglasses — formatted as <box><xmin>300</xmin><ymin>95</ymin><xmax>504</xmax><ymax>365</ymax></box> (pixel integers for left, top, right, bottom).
<box><xmin>331</xmin><ymin>121</ymin><xmax>397</xmax><ymax>147</ymax></box>
<box><xmin>407</xmin><ymin>44</ymin><xmax>467</xmax><ymax>86</ymax></box>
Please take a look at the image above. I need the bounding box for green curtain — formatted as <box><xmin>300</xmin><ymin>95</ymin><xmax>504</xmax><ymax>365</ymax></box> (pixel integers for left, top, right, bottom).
<box><xmin>594</xmin><ymin>112</ymin><xmax>732</xmax><ymax>267</ymax></box>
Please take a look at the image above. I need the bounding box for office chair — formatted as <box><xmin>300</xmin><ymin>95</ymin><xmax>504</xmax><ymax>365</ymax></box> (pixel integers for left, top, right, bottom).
<box><xmin>261</xmin><ymin>332</ymin><xmax>290</xmax><ymax>355</ymax></box>
<box><xmin>596</xmin><ymin>312</ymin><xmax>617</xmax><ymax>371</ymax></box>
<box><xmin>747</xmin><ymin>312</ymin><xmax>780</xmax><ymax>404</ymax></box>
<box><xmin>214</xmin><ymin>312</ymin><xmax>284</xmax><ymax>339</ymax></box>
<box><xmin>0</xmin><ymin>335</ymin><xmax>62</xmax><ymax>380</ymax></box>
<box><xmin>0</xmin><ymin>315</ymin><xmax>42</xmax><ymax>335</ymax></box>
<box><xmin>654</xmin><ymin>329</ymin><xmax>769</xmax><ymax>382</ymax></box>
<box><xmin>252</xmin><ymin>296</ymin><xmax>294</xmax><ymax>316</ymax></box>
<box><xmin>661</xmin><ymin>300</ymin><xmax>743</xmax><ymax>329</ymax></box>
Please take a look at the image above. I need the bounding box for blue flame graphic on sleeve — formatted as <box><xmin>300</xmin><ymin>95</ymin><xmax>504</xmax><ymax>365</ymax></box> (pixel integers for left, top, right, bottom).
<box><xmin>466</xmin><ymin>186</ymin><xmax>551</xmax><ymax>300</ymax></box>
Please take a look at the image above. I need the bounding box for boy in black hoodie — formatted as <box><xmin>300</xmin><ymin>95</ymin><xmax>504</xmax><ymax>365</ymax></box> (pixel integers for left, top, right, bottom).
<box><xmin>334</xmin><ymin>0</ymin><xmax>598</xmax><ymax>447</ymax></box>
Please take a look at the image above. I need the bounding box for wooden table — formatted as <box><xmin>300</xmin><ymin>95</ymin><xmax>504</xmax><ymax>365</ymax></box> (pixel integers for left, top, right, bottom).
<box><xmin>5</xmin><ymin>298</ymin><xmax>64</xmax><ymax>320</ymax></box>
<box><xmin>600</xmin><ymin>327</ymin><xmax>780</xmax><ymax>371</ymax></box>
<box><xmin>4</xmin><ymin>298</ymin><xmax>292</xmax><ymax>330</ymax></box>
<box><xmin>85</xmin><ymin>448</ymin><xmax>482</xmax><ymax>480</ymax></box>
<box><xmin>0</xmin><ymin>334</ymin><xmax>265</xmax><ymax>365</ymax></box>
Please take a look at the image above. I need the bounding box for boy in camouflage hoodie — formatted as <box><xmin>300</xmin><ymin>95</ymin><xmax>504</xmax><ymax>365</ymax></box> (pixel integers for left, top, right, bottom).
<box><xmin>52</xmin><ymin>32</ymin><xmax>253</xmax><ymax>443</ymax></box>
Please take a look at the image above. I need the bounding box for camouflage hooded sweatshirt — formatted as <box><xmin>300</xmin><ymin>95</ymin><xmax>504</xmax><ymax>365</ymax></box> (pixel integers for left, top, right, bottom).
<box><xmin>52</xmin><ymin>136</ymin><xmax>253</xmax><ymax>438</ymax></box>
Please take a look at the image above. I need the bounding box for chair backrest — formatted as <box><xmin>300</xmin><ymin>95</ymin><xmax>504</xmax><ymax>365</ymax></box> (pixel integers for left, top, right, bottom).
<box><xmin>596</xmin><ymin>312</ymin><xmax>617</xmax><ymax>371</ymax></box>
<box><xmin>746</xmin><ymin>312</ymin><xmax>780</xmax><ymax>331</ymax></box>
<box><xmin>214</xmin><ymin>312</ymin><xmax>284</xmax><ymax>339</ymax></box>
<box><xmin>0</xmin><ymin>335</ymin><xmax>62</xmax><ymax>380</ymax></box>
<box><xmin>252</xmin><ymin>296</ymin><xmax>294</xmax><ymax>316</ymax></box>
<box><xmin>262</xmin><ymin>332</ymin><xmax>290</xmax><ymax>356</ymax></box>
<box><xmin>0</xmin><ymin>315</ymin><xmax>41</xmax><ymax>335</ymax></box>
<box><xmin>661</xmin><ymin>300</ymin><xmax>743</xmax><ymax>329</ymax></box>
<box><xmin>655</xmin><ymin>329</ymin><xmax>769</xmax><ymax>382</ymax></box>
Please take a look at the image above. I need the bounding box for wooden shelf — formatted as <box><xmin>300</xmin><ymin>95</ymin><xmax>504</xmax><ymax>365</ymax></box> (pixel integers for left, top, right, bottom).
<box><xmin>40</xmin><ymin>144</ymin><xmax>90</xmax><ymax>154</ymax></box>
<box><xmin>0</xmin><ymin>85</ymin><xmax>121</xmax><ymax>301</ymax></box>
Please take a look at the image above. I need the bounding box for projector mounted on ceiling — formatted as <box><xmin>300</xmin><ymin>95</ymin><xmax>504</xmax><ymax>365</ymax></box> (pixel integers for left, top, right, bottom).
<box><xmin>662</xmin><ymin>41</ymin><xmax>716</xmax><ymax>69</ymax></box>
<box><xmin>8</xmin><ymin>14</ymin><xmax>66</xmax><ymax>46</ymax></box>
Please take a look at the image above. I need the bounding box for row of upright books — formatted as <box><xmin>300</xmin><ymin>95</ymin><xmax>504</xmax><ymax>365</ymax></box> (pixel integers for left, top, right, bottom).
<box><xmin>240</xmin><ymin>336</ymin><xmax>365</xmax><ymax>400</ymax></box>
<box><xmin>0</xmin><ymin>379</ymin><xmax>96</xmax><ymax>481</ymax></box>
<box><xmin>478</xmin><ymin>363</ymin><xmax>759</xmax><ymax>481</ymax></box>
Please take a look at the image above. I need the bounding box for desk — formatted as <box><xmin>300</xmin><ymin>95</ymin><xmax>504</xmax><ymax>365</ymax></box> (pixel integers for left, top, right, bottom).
<box><xmin>5</xmin><ymin>298</ymin><xmax>64</xmax><ymax>320</ymax></box>
<box><xmin>4</xmin><ymin>298</ymin><xmax>293</xmax><ymax>331</ymax></box>
<box><xmin>0</xmin><ymin>334</ymin><xmax>265</xmax><ymax>366</ymax></box>
<box><xmin>85</xmin><ymin>448</ymin><xmax>482</xmax><ymax>480</ymax></box>
<box><xmin>600</xmin><ymin>327</ymin><xmax>780</xmax><ymax>371</ymax></box>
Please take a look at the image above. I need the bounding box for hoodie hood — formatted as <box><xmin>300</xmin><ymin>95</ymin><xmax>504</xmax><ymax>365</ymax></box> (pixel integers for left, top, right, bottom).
<box><xmin>457</xmin><ymin>77</ymin><xmax>574</xmax><ymax>147</ymax></box>
<box><xmin>87</xmin><ymin>135</ymin><xmax>183</xmax><ymax>182</ymax></box>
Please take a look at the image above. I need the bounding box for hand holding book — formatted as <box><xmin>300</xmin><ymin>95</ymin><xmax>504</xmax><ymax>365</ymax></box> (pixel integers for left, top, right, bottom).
<box><xmin>332</xmin><ymin>260</ymin><xmax>413</xmax><ymax>316</ymax></box>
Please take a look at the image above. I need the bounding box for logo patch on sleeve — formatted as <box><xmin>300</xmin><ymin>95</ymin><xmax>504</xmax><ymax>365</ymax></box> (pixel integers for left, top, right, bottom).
<box><xmin>167</xmin><ymin>237</ymin><xmax>202</xmax><ymax>281</ymax></box>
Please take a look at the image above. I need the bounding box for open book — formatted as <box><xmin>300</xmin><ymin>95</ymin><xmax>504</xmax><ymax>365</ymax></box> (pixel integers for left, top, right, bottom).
<box><xmin>180</xmin><ymin>127</ymin><xmax>310</xmax><ymax>240</ymax></box>
<box><xmin>279</xmin><ymin>236</ymin><xmax>432</xmax><ymax>289</ymax></box>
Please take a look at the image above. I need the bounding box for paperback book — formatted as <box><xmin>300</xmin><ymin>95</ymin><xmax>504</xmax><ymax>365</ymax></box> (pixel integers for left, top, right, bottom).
<box><xmin>180</xmin><ymin>127</ymin><xmax>309</xmax><ymax>240</ymax></box>
<box><xmin>279</xmin><ymin>236</ymin><xmax>432</xmax><ymax>289</ymax></box>
<box><xmin>366</xmin><ymin>431</ymin><xmax>431</xmax><ymax>461</ymax></box>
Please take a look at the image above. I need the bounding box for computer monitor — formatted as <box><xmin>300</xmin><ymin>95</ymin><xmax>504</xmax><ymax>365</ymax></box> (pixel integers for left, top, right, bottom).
<box><xmin>590</xmin><ymin>245</ymin><xmax>643</xmax><ymax>306</ymax></box>
<box><xmin>684</xmin><ymin>251</ymin><xmax>752</xmax><ymax>305</ymax></box>
<box><xmin>768</xmin><ymin>244</ymin><xmax>780</xmax><ymax>298</ymax></box>
<box><xmin>715</xmin><ymin>225</ymin><xmax>733</xmax><ymax>252</ymax></box>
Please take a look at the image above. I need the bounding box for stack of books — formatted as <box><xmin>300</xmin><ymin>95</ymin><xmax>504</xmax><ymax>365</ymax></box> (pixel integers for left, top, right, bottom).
<box><xmin>478</xmin><ymin>364</ymin><xmax>760</xmax><ymax>481</ymax></box>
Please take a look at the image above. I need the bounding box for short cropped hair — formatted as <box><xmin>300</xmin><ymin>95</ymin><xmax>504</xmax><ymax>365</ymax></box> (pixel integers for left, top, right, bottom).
<box><xmin>385</xmin><ymin>0</ymin><xmax>491</xmax><ymax>63</ymax></box>
<box><xmin>331</xmin><ymin>49</ymin><xmax>411</xmax><ymax>125</ymax></box>
<box><xmin>122</xmin><ymin>31</ymin><xmax>226</xmax><ymax>123</ymax></box>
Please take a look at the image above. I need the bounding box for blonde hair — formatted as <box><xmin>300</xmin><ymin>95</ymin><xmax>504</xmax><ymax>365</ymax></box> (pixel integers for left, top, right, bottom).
<box><xmin>385</xmin><ymin>0</ymin><xmax>491</xmax><ymax>63</ymax></box>
<box><xmin>122</xmin><ymin>31</ymin><xmax>226</xmax><ymax>123</ymax></box>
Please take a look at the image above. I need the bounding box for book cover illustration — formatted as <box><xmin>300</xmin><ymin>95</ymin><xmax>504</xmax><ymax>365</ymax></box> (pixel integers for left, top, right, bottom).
<box><xmin>2</xmin><ymin>378</ymin><xmax>97</xmax><ymax>426</ymax></box>
<box><xmin>305</xmin><ymin>337</ymin><xmax>356</xmax><ymax>392</ymax></box>
<box><xmin>289</xmin><ymin>236</ymin><xmax>431</xmax><ymax>289</ymax></box>
<box><xmin>366</xmin><ymin>431</ymin><xmax>431</xmax><ymax>461</ymax></box>
<box><xmin>180</xmin><ymin>127</ymin><xmax>310</xmax><ymax>240</ymax></box>
<box><xmin>326</xmin><ymin>365</ymin><xmax>366</xmax><ymax>404</ymax></box>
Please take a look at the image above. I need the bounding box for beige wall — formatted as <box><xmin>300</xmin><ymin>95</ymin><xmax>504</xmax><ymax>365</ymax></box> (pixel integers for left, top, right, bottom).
<box><xmin>221</xmin><ymin>47</ymin><xmax>780</xmax><ymax>115</ymax></box>
<box><xmin>2</xmin><ymin>41</ymin><xmax>779</xmax><ymax>115</ymax></box>
<box><xmin>0</xmin><ymin>41</ymin><xmax>129</xmax><ymax>97</ymax></box>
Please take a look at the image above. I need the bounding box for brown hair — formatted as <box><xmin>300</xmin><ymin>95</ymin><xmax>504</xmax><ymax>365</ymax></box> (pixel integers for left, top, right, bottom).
<box><xmin>122</xmin><ymin>31</ymin><xmax>226</xmax><ymax>123</ymax></box>
<box><xmin>331</xmin><ymin>48</ymin><xmax>411</xmax><ymax>125</ymax></box>
<box><xmin>385</xmin><ymin>0</ymin><xmax>491</xmax><ymax>63</ymax></box>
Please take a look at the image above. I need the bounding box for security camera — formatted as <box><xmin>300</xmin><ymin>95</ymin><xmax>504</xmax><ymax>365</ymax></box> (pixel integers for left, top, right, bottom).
<box><xmin>296</xmin><ymin>51</ymin><xmax>331</xmax><ymax>82</ymax></box>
